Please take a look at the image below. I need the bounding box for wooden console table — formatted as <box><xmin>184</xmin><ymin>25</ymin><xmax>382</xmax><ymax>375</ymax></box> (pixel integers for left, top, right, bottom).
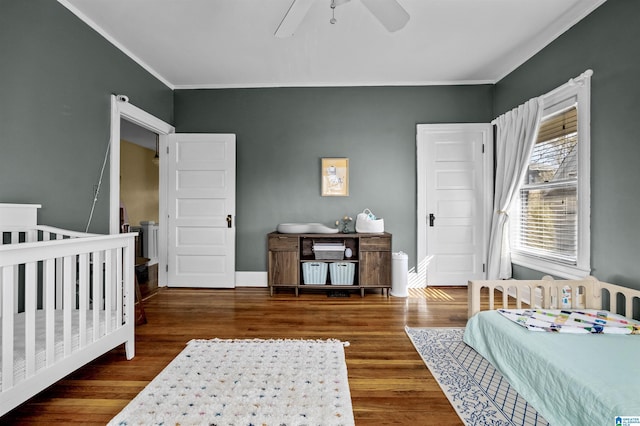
<box><xmin>267</xmin><ymin>232</ymin><xmax>391</xmax><ymax>297</ymax></box>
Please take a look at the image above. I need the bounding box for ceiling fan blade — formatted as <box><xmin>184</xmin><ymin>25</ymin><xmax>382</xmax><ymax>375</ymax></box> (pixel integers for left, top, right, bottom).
<box><xmin>360</xmin><ymin>0</ymin><xmax>410</xmax><ymax>32</ymax></box>
<box><xmin>275</xmin><ymin>0</ymin><xmax>316</xmax><ymax>38</ymax></box>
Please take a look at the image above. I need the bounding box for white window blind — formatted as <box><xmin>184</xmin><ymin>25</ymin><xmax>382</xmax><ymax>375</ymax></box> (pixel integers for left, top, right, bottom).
<box><xmin>513</xmin><ymin>107</ymin><xmax>579</xmax><ymax>264</ymax></box>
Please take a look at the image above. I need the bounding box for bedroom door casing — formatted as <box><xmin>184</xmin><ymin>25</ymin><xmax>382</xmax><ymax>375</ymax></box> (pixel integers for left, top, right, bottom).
<box><xmin>417</xmin><ymin>124</ymin><xmax>493</xmax><ymax>286</ymax></box>
<box><xmin>166</xmin><ymin>133</ymin><xmax>236</xmax><ymax>288</ymax></box>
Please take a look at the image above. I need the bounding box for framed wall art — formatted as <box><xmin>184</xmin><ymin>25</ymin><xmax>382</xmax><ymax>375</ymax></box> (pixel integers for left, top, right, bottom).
<box><xmin>321</xmin><ymin>157</ymin><xmax>349</xmax><ymax>196</ymax></box>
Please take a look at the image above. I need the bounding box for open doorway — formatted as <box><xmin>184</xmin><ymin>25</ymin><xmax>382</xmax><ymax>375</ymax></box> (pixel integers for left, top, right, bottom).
<box><xmin>109</xmin><ymin>95</ymin><xmax>175</xmax><ymax>288</ymax></box>
<box><xmin>120</xmin><ymin>119</ymin><xmax>160</xmax><ymax>298</ymax></box>
<box><xmin>110</xmin><ymin>96</ymin><xmax>237</xmax><ymax>290</ymax></box>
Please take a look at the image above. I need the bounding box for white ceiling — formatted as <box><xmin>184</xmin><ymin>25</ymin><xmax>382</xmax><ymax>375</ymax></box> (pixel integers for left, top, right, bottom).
<box><xmin>59</xmin><ymin>0</ymin><xmax>606</xmax><ymax>89</ymax></box>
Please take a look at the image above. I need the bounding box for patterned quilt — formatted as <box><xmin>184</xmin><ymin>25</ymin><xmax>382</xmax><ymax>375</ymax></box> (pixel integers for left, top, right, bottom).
<box><xmin>498</xmin><ymin>308</ymin><xmax>640</xmax><ymax>334</ymax></box>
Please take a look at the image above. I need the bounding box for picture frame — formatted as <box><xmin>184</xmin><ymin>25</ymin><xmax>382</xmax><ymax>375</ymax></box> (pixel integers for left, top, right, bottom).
<box><xmin>321</xmin><ymin>157</ymin><xmax>349</xmax><ymax>196</ymax></box>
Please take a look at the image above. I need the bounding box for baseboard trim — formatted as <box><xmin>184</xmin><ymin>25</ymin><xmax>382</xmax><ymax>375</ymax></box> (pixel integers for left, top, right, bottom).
<box><xmin>236</xmin><ymin>271</ymin><xmax>268</xmax><ymax>287</ymax></box>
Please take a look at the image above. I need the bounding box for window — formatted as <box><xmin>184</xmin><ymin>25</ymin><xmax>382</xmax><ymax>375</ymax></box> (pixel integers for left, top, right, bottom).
<box><xmin>510</xmin><ymin>72</ymin><xmax>591</xmax><ymax>279</ymax></box>
<box><xmin>516</xmin><ymin>108</ymin><xmax>578</xmax><ymax>261</ymax></box>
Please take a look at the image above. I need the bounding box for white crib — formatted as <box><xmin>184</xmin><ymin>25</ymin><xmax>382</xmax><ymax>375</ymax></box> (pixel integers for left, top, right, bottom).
<box><xmin>0</xmin><ymin>203</ymin><xmax>136</xmax><ymax>416</ymax></box>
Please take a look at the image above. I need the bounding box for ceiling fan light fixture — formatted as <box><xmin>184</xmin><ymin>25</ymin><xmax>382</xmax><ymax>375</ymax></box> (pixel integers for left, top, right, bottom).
<box><xmin>330</xmin><ymin>0</ymin><xmax>337</xmax><ymax>24</ymax></box>
<box><xmin>275</xmin><ymin>0</ymin><xmax>408</xmax><ymax>37</ymax></box>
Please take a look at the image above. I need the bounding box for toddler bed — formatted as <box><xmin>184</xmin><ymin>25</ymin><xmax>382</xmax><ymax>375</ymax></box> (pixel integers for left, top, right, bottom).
<box><xmin>1</xmin><ymin>203</ymin><xmax>136</xmax><ymax>416</ymax></box>
<box><xmin>465</xmin><ymin>276</ymin><xmax>640</xmax><ymax>426</ymax></box>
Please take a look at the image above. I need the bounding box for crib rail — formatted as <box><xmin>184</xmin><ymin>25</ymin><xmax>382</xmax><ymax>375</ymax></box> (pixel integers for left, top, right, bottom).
<box><xmin>0</xmin><ymin>226</ymin><xmax>136</xmax><ymax>407</ymax></box>
<box><xmin>468</xmin><ymin>276</ymin><xmax>640</xmax><ymax>320</ymax></box>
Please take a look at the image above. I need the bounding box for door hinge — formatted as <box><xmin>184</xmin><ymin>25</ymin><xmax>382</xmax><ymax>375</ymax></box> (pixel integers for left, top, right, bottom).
<box><xmin>166</xmin><ymin>264</ymin><xmax>169</xmax><ymax>272</ymax></box>
<box><xmin>483</xmin><ymin>263</ymin><xmax>486</xmax><ymax>273</ymax></box>
<box><xmin>482</xmin><ymin>143</ymin><xmax>485</xmax><ymax>153</ymax></box>
<box><xmin>166</xmin><ymin>146</ymin><xmax>169</xmax><ymax>154</ymax></box>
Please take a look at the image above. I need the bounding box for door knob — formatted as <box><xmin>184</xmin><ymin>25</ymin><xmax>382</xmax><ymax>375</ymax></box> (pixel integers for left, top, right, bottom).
<box><xmin>226</xmin><ymin>215</ymin><xmax>232</xmax><ymax>228</ymax></box>
<box><xmin>429</xmin><ymin>213</ymin><xmax>435</xmax><ymax>227</ymax></box>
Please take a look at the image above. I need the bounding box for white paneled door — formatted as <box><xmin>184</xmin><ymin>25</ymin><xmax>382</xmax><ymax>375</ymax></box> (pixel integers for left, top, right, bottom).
<box><xmin>417</xmin><ymin>124</ymin><xmax>492</xmax><ymax>286</ymax></box>
<box><xmin>167</xmin><ymin>134</ymin><xmax>236</xmax><ymax>288</ymax></box>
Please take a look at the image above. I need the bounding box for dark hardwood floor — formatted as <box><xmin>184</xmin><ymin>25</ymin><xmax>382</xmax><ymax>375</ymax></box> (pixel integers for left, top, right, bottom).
<box><xmin>2</xmin><ymin>287</ymin><xmax>472</xmax><ymax>425</ymax></box>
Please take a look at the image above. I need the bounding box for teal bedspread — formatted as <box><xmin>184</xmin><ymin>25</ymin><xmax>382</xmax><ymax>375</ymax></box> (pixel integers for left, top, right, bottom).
<box><xmin>464</xmin><ymin>310</ymin><xmax>640</xmax><ymax>426</ymax></box>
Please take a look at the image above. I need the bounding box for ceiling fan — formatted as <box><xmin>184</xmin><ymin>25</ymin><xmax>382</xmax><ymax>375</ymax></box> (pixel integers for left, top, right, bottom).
<box><xmin>275</xmin><ymin>0</ymin><xmax>410</xmax><ymax>38</ymax></box>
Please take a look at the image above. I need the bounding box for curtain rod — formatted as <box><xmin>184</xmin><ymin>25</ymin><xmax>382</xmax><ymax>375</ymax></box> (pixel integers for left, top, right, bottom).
<box><xmin>543</xmin><ymin>69</ymin><xmax>593</xmax><ymax>99</ymax></box>
<box><xmin>492</xmin><ymin>69</ymin><xmax>593</xmax><ymax>124</ymax></box>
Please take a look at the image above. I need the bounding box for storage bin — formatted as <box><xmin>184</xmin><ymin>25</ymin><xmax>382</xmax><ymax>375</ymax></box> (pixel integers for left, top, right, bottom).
<box><xmin>313</xmin><ymin>241</ymin><xmax>345</xmax><ymax>260</ymax></box>
<box><xmin>355</xmin><ymin>218</ymin><xmax>384</xmax><ymax>233</ymax></box>
<box><xmin>355</xmin><ymin>208</ymin><xmax>385</xmax><ymax>233</ymax></box>
<box><xmin>329</xmin><ymin>262</ymin><xmax>355</xmax><ymax>285</ymax></box>
<box><xmin>302</xmin><ymin>262</ymin><xmax>328</xmax><ymax>285</ymax></box>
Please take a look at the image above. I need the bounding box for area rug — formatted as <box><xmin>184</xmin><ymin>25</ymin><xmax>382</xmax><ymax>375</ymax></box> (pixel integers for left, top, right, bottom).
<box><xmin>405</xmin><ymin>327</ymin><xmax>550</xmax><ymax>426</ymax></box>
<box><xmin>109</xmin><ymin>338</ymin><xmax>354</xmax><ymax>425</ymax></box>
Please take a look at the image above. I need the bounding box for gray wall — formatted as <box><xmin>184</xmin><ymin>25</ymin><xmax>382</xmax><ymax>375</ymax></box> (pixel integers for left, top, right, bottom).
<box><xmin>6</xmin><ymin>1</ymin><xmax>637</xmax><ymax>287</ymax></box>
<box><xmin>0</xmin><ymin>1</ymin><xmax>173</xmax><ymax>233</ymax></box>
<box><xmin>494</xmin><ymin>0</ymin><xmax>640</xmax><ymax>289</ymax></box>
<box><xmin>175</xmin><ymin>86</ymin><xmax>493</xmax><ymax>271</ymax></box>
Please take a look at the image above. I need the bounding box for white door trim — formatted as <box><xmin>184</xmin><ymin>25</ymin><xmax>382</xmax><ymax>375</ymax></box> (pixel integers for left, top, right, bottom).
<box><xmin>416</xmin><ymin>123</ymin><xmax>493</xmax><ymax>286</ymax></box>
<box><xmin>109</xmin><ymin>95</ymin><xmax>175</xmax><ymax>286</ymax></box>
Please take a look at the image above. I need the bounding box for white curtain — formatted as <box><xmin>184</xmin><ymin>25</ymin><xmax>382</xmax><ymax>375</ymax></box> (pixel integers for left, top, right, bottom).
<box><xmin>487</xmin><ymin>97</ymin><xmax>544</xmax><ymax>279</ymax></box>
